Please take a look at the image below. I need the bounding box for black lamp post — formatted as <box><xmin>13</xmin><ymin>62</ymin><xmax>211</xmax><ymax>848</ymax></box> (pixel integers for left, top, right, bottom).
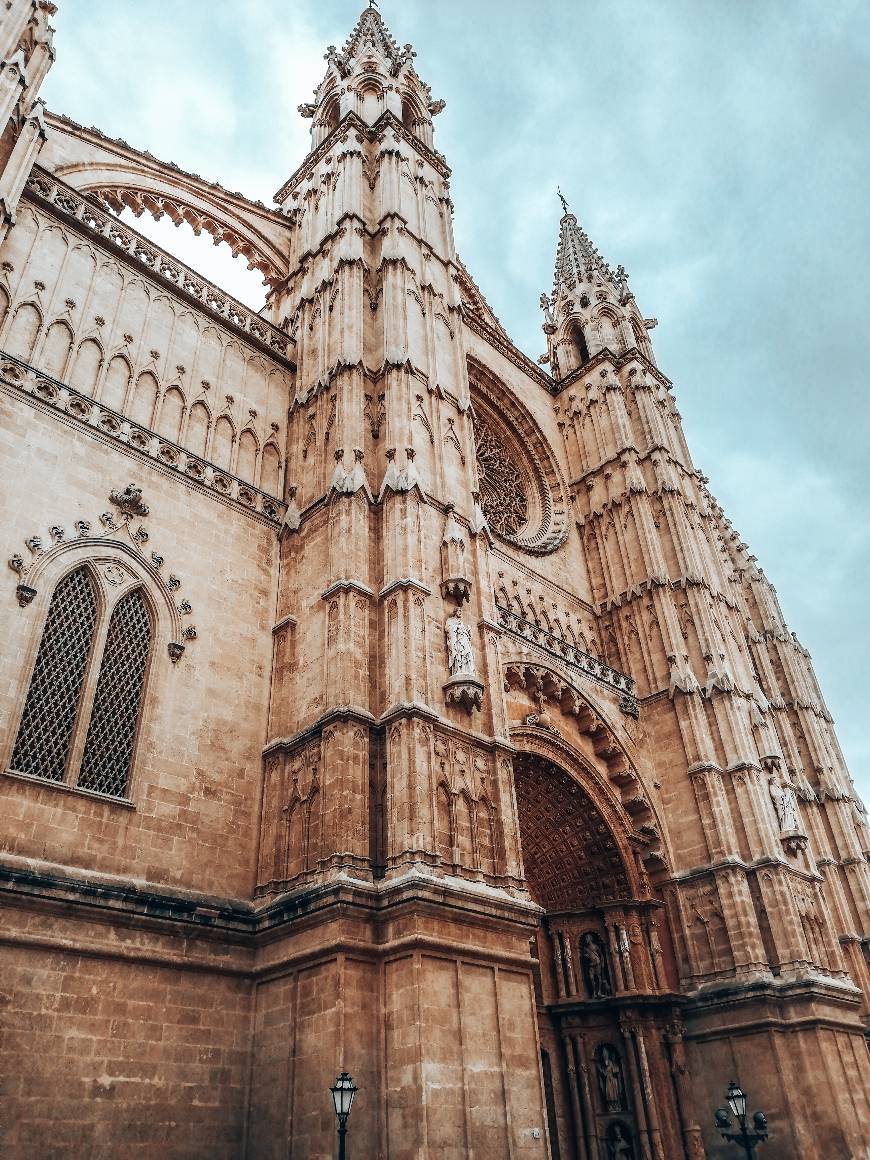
<box><xmin>330</xmin><ymin>1071</ymin><xmax>358</xmax><ymax>1160</ymax></box>
<box><xmin>714</xmin><ymin>1080</ymin><xmax>769</xmax><ymax>1158</ymax></box>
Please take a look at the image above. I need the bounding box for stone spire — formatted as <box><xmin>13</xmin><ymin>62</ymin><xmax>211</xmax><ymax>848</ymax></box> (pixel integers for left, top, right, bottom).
<box><xmin>296</xmin><ymin>3</ymin><xmax>445</xmax><ymax>151</ymax></box>
<box><xmin>541</xmin><ymin>191</ymin><xmax>646</xmax><ymax>381</ymax></box>
<box><xmin>552</xmin><ymin>191</ymin><xmax>628</xmax><ymax>302</ymax></box>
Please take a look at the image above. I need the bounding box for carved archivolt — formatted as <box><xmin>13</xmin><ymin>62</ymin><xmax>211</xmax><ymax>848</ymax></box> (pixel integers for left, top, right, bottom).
<box><xmin>469</xmin><ymin>357</ymin><xmax>568</xmax><ymax>555</ymax></box>
<box><xmin>504</xmin><ymin>663</ymin><xmax>665</xmax><ymax>874</ymax></box>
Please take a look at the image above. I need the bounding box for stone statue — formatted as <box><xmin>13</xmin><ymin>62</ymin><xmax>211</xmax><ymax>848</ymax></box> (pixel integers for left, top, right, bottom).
<box><xmin>597</xmin><ymin>1045</ymin><xmax>624</xmax><ymax>1112</ymax></box>
<box><xmin>539</xmin><ymin>292</ymin><xmax>555</xmax><ymax>327</ymax></box>
<box><xmin>445</xmin><ymin>612</ymin><xmax>475</xmax><ymax>677</ymax></box>
<box><xmin>769</xmin><ymin>775</ymin><xmax>799</xmax><ymax>832</ymax></box>
<box><xmin>581</xmin><ymin>932</ymin><xmax>611</xmax><ymax>998</ymax></box>
<box><xmin>606</xmin><ymin>1121</ymin><xmax>633</xmax><ymax>1159</ymax></box>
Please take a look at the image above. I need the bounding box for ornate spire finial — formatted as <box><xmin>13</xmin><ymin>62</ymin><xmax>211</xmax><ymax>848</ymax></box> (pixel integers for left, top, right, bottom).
<box><xmin>557</xmin><ymin>187</ymin><xmax>569</xmax><ymax>217</ymax></box>
<box><xmin>368</xmin><ymin>0</ymin><xmax>379</xmax><ymax>8</ymax></box>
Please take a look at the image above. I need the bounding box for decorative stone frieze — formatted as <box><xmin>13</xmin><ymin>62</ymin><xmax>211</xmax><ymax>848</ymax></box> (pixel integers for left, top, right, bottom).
<box><xmin>0</xmin><ymin>354</ymin><xmax>286</xmax><ymax>525</ymax></box>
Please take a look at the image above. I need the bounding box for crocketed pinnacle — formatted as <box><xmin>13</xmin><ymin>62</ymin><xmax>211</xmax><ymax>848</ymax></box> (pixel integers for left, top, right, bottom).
<box><xmin>553</xmin><ymin>192</ymin><xmax>627</xmax><ymax>299</ymax></box>
<box><xmin>332</xmin><ymin>4</ymin><xmax>413</xmax><ymax>76</ymax></box>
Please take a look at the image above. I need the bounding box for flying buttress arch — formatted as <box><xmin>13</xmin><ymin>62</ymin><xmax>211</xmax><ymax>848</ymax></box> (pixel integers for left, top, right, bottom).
<box><xmin>42</xmin><ymin>116</ymin><xmax>291</xmax><ymax>288</ymax></box>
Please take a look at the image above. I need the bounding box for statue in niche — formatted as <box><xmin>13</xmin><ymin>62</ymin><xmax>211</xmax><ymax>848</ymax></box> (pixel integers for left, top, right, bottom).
<box><xmin>596</xmin><ymin>1044</ymin><xmax>625</xmax><ymax>1113</ymax></box>
<box><xmin>580</xmin><ymin>932</ymin><xmax>611</xmax><ymax>998</ymax></box>
<box><xmin>769</xmin><ymin>775</ymin><xmax>800</xmax><ymax>832</ymax></box>
<box><xmin>606</xmin><ymin>1121</ymin><xmax>634</xmax><ymax>1160</ymax></box>
<box><xmin>445</xmin><ymin>611</ymin><xmax>476</xmax><ymax>677</ymax></box>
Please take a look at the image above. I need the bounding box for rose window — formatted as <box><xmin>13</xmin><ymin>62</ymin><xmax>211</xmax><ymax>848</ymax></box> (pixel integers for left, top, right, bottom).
<box><xmin>474</xmin><ymin>416</ymin><xmax>529</xmax><ymax>537</ymax></box>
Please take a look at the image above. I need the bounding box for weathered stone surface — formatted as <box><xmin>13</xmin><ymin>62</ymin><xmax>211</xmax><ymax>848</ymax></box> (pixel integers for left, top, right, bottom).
<box><xmin>0</xmin><ymin>4</ymin><xmax>867</xmax><ymax>1159</ymax></box>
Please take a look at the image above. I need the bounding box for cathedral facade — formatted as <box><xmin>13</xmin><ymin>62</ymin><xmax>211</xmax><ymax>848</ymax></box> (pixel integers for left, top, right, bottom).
<box><xmin>1</xmin><ymin>4</ymin><xmax>868</xmax><ymax>1158</ymax></box>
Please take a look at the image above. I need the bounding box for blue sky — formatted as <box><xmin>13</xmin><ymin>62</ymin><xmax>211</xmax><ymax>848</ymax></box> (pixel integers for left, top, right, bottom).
<box><xmin>42</xmin><ymin>1</ymin><xmax>869</xmax><ymax>797</ymax></box>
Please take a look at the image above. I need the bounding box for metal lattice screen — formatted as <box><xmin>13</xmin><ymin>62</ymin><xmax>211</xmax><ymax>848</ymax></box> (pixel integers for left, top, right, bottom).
<box><xmin>10</xmin><ymin>566</ymin><xmax>98</xmax><ymax>781</ymax></box>
<box><xmin>77</xmin><ymin>588</ymin><xmax>152</xmax><ymax>798</ymax></box>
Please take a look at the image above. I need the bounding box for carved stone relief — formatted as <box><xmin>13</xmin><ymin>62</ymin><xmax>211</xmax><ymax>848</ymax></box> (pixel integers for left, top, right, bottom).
<box><xmin>7</xmin><ymin>484</ymin><xmax>198</xmax><ymax>659</ymax></box>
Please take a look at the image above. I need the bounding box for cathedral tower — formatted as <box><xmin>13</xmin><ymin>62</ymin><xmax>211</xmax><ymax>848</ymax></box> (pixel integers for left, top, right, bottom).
<box><xmin>0</xmin><ymin>5</ymin><xmax>867</xmax><ymax>1159</ymax></box>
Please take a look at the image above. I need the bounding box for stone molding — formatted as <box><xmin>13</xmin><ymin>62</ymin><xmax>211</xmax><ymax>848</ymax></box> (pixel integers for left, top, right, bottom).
<box><xmin>496</xmin><ymin>603</ymin><xmax>636</xmax><ymax>707</ymax></box>
<box><xmin>0</xmin><ymin>855</ymin><xmax>542</xmax><ymax>948</ymax></box>
<box><xmin>6</xmin><ymin>484</ymin><xmax>197</xmax><ymax>657</ymax></box>
<box><xmin>0</xmin><ymin>352</ymin><xmax>286</xmax><ymax>526</ymax></box>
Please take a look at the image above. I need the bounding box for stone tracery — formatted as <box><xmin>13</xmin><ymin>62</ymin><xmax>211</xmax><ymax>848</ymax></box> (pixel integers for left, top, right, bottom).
<box><xmin>473</xmin><ymin>411</ymin><xmax>529</xmax><ymax>536</ymax></box>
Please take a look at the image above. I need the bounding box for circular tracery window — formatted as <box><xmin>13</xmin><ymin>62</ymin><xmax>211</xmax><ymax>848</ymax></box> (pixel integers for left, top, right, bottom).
<box><xmin>470</xmin><ymin>361</ymin><xmax>569</xmax><ymax>556</ymax></box>
<box><xmin>474</xmin><ymin>415</ymin><xmax>529</xmax><ymax>537</ymax></box>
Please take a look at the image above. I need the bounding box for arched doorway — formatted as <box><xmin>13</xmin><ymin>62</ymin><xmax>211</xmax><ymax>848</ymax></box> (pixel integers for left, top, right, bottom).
<box><xmin>513</xmin><ymin>750</ymin><xmax>695</xmax><ymax>1160</ymax></box>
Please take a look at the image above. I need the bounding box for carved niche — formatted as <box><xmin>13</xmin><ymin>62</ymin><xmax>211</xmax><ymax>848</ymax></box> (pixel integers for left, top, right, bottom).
<box><xmin>595</xmin><ymin>1043</ymin><xmax>626</xmax><ymax>1114</ymax></box>
<box><xmin>580</xmin><ymin>931</ymin><xmax>613</xmax><ymax>998</ymax></box>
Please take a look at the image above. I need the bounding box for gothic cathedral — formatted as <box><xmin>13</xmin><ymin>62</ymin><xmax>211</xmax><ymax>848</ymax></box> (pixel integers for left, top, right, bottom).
<box><xmin>1</xmin><ymin>5</ymin><xmax>868</xmax><ymax>1159</ymax></box>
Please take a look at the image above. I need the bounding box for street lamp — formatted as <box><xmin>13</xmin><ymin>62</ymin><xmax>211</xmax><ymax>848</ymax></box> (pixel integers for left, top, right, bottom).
<box><xmin>330</xmin><ymin>1071</ymin><xmax>358</xmax><ymax>1160</ymax></box>
<box><xmin>714</xmin><ymin>1079</ymin><xmax>769</xmax><ymax>1158</ymax></box>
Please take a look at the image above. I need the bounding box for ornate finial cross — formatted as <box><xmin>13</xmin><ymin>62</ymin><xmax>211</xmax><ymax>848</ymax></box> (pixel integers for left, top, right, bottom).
<box><xmin>557</xmin><ymin>187</ymin><xmax>569</xmax><ymax>216</ymax></box>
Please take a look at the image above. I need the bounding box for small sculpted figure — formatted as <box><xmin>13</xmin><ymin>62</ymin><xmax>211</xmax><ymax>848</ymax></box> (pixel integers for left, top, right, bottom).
<box><xmin>445</xmin><ymin>611</ymin><xmax>475</xmax><ymax>677</ymax></box>
<box><xmin>597</xmin><ymin>1045</ymin><xmax>624</xmax><ymax>1112</ymax></box>
<box><xmin>581</xmin><ymin>932</ymin><xmax>611</xmax><ymax>998</ymax></box>
<box><xmin>606</xmin><ymin>1122</ymin><xmax>633</xmax><ymax>1159</ymax></box>
<box><xmin>769</xmin><ymin>776</ymin><xmax>799</xmax><ymax>832</ymax></box>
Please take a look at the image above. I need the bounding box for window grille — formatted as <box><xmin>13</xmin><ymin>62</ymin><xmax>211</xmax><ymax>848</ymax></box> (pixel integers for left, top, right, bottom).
<box><xmin>10</xmin><ymin>566</ymin><xmax>98</xmax><ymax>781</ymax></box>
<box><xmin>77</xmin><ymin>588</ymin><xmax>152</xmax><ymax>798</ymax></box>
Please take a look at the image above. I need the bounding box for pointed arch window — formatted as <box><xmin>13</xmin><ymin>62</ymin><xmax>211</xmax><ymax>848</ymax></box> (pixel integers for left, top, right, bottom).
<box><xmin>10</xmin><ymin>566</ymin><xmax>98</xmax><ymax>782</ymax></box>
<box><xmin>77</xmin><ymin>589</ymin><xmax>152</xmax><ymax>797</ymax></box>
<box><xmin>8</xmin><ymin>564</ymin><xmax>154</xmax><ymax>800</ymax></box>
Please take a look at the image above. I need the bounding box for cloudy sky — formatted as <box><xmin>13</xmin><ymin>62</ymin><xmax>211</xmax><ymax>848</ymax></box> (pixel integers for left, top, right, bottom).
<box><xmin>42</xmin><ymin>1</ymin><xmax>869</xmax><ymax>796</ymax></box>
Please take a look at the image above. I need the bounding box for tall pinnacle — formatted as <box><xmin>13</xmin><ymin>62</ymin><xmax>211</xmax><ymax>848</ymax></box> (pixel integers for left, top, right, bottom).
<box><xmin>552</xmin><ymin>191</ymin><xmax>628</xmax><ymax>301</ymax></box>
<box><xmin>338</xmin><ymin>3</ymin><xmax>405</xmax><ymax>69</ymax></box>
<box><xmin>291</xmin><ymin>3</ymin><xmax>445</xmax><ymax>158</ymax></box>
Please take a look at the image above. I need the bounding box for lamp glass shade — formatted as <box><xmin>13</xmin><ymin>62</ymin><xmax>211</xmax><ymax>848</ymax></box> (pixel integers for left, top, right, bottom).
<box><xmin>726</xmin><ymin>1081</ymin><xmax>747</xmax><ymax>1119</ymax></box>
<box><xmin>331</xmin><ymin>1072</ymin><xmax>358</xmax><ymax>1119</ymax></box>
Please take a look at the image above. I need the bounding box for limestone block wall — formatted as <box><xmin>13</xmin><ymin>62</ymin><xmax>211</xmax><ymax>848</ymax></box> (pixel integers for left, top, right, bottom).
<box><xmin>246</xmin><ymin>941</ymin><xmax>547</xmax><ymax>1160</ymax></box>
<box><xmin>0</xmin><ymin>389</ymin><xmax>277</xmax><ymax>898</ymax></box>
<box><xmin>1</xmin><ymin>937</ymin><xmax>251</xmax><ymax>1160</ymax></box>
<box><xmin>0</xmin><ymin>195</ymin><xmax>292</xmax><ymax>496</ymax></box>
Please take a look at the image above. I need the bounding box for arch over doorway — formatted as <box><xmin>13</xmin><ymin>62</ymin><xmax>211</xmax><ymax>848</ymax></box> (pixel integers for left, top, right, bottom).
<box><xmin>510</xmin><ymin>742</ymin><xmax>699</xmax><ymax>1160</ymax></box>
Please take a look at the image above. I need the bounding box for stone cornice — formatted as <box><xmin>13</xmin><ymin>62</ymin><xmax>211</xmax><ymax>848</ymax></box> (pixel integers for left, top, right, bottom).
<box><xmin>495</xmin><ymin>603</ymin><xmax>637</xmax><ymax>706</ymax></box>
<box><xmin>289</xmin><ymin>355</ymin><xmax>430</xmax><ymax>412</ymax></box>
<box><xmin>0</xmin><ymin>857</ymin><xmax>542</xmax><ymax>953</ymax></box>
<box><xmin>0</xmin><ymin>353</ymin><xmax>286</xmax><ymax>527</ymax></box>
<box><xmin>568</xmin><ymin>443</ymin><xmax>694</xmax><ymax>493</ymax></box>
<box><xmin>321</xmin><ymin>578</ymin><xmax>376</xmax><ymax>601</ymax></box>
<box><xmin>596</xmin><ymin>573</ymin><xmax>740</xmax><ymax>616</ymax></box>
<box><xmin>464</xmin><ymin>310</ymin><xmax>553</xmax><ymax>390</ymax></box>
<box><xmin>264</xmin><ymin>702</ymin><xmax>518</xmax><ymax>762</ymax></box>
<box><xmin>378</xmin><ymin>577</ymin><xmax>432</xmax><ymax>599</ymax></box>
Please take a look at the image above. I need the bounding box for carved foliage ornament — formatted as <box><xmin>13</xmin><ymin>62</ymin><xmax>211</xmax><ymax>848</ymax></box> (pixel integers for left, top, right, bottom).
<box><xmin>7</xmin><ymin>484</ymin><xmax>198</xmax><ymax>661</ymax></box>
